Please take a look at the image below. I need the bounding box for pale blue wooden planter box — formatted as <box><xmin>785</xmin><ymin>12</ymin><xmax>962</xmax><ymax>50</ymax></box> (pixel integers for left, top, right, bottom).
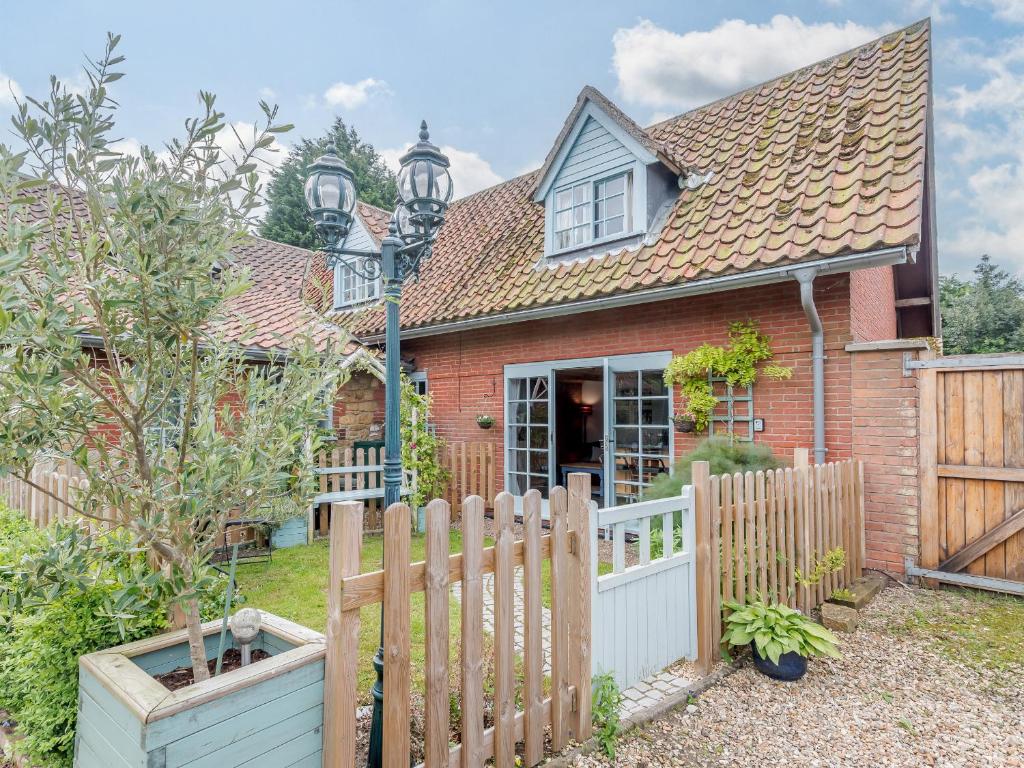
<box><xmin>75</xmin><ymin>612</ymin><xmax>326</xmax><ymax>768</ymax></box>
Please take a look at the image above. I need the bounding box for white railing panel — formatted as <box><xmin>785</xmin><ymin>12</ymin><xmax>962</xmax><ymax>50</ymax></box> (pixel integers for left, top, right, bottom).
<box><xmin>591</xmin><ymin>486</ymin><xmax>697</xmax><ymax>690</ymax></box>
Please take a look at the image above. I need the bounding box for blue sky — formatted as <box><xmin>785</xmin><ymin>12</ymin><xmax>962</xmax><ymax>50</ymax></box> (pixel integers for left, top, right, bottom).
<box><xmin>1</xmin><ymin>0</ymin><xmax>1022</xmax><ymax>278</ymax></box>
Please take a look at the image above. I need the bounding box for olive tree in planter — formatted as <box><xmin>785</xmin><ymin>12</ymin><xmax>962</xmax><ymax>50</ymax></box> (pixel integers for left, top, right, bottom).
<box><xmin>0</xmin><ymin>35</ymin><xmax>340</xmax><ymax>687</ymax></box>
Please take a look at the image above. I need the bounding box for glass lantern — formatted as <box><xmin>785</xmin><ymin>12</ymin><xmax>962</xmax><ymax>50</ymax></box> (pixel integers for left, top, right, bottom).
<box><xmin>397</xmin><ymin>121</ymin><xmax>453</xmax><ymax>239</ymax></box>
<box><xmin>304</xmin><ymin>147</ymin><xmax>357</xmax><ymax>246</ymax></box>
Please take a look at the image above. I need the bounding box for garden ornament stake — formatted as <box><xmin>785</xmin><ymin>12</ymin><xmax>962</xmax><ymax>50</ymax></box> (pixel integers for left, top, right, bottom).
<box><xmin>229</xmin><ymin>608</ymin><xmax>262</xmax><ymax>667</ymax></box>
<box><xmin>305</xmin><ymin>121</ymin><xmax>452</xmax><ymax>768</ymax></box>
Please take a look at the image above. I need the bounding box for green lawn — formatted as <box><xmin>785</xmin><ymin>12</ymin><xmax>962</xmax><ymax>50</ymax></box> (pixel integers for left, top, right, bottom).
<box><xmin>235</xmin><ymin>527</ymin><xmax>609</xmax><ymax>701</ymax></box>
<box><xmin>236</xmin><ymin>530</ymin><xmax>465</xmax><ymax>702</ymax></box>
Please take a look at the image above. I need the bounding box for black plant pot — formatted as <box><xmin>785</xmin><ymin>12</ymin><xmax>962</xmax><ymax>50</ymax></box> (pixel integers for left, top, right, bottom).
<box><xmin>750</xmin><ymin>643</ymin><xmax>807</xmax><ymax>682</ymax></box>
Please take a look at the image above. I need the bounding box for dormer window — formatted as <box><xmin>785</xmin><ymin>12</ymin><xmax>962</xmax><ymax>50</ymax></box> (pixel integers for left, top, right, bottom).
<box><xmin>553</xmin><ymin>171</ymin><xmax>633</xmax><ymax>253</ymax></box>
<box><xmin>335</xmin><ymin>264</ymin><xmax>380</xmax><ymax>308</ymax></box>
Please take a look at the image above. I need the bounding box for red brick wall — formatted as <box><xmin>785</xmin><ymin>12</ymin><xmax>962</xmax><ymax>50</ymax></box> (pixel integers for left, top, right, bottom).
<box><xmin>848</xmin><ymin>341</ymin><xmax>931</xmax><ymax>576</ymax></box>
<box><xmin>849</xmin><ymin>266</ymin><xmax>897</xmax><ymax>342</ymax></box>
<box><xmin>405</xmin><ymin>274</ymin><xmax>860</xmax><ymax>489</ymax></box>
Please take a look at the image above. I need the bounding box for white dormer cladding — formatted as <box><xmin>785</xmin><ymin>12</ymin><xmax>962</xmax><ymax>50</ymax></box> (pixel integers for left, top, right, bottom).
<box><xmin>334</xmin><ymin>212</ymin><xmax>382</xmax><ymax>309</ymax></box>
<box><xmin>533</xmin><ymin>98</ymin><xmax>679</xmax><ymax>260</ymax></box>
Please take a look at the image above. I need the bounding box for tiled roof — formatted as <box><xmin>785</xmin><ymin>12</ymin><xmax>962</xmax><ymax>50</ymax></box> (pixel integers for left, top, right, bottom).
<box><xmin>337</xmin><ymin>20</ymin><xmax>930</xmax><ymax>337</ymax></box>
<box><xmin>217</xmin><ymin>236</ymin><xmax>357</xmax><ymax>354</ymax></box>
<box><xmin>2</xmin><ymin>182</ymin><xmax>355</xmax><ymax>356</ymax></box>
<box><xmin>356</xmin><ymin>201</ymin><xmax>392</xmax><ymax>243</ymax></box>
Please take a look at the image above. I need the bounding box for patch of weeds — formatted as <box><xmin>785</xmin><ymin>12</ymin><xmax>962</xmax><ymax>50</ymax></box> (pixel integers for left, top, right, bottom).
<box><xmin>592</xmin><ymin>673</ymin><xmax>623</xmax><ymax>759</ymax></box>
<box><xmin>897</xmin><ymin>717</ymin><xmax>916</xmax><ymax>736</ymax></box>
<box><xmin>879</xmin><ymin>690</ymin><xmax>894</xmax><ymax>704</ymax></box>
<box><xmin>894</xmin><ymin>588</ymin><xmax>1024</xmax><ymax>674</ymax></box>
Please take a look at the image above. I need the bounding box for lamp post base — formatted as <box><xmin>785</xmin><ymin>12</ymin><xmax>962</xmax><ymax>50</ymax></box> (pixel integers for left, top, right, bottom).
<box><xmin>367</xmin><ymin>644</ymin><xmax>385</xmax><ymax>768</ymax></box>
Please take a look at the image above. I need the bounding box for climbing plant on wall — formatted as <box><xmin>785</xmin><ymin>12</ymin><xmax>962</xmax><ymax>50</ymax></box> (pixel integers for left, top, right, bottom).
<box><xmin>663</xmin><ymin>321</ymin><xmax>793</xmax><ymax>431</ymax></box>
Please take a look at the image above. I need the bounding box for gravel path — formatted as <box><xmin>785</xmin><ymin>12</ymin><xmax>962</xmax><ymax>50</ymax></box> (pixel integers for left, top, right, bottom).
<box><xmin>572</xmin><ymin>584</ymin><xmax>1024</xmax><ymax>768</ymax></box>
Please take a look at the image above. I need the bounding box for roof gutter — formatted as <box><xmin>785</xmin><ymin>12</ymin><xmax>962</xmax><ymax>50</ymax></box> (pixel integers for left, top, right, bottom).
<box><xmin>76</xmin><ymin>333</ymin><xmax>297</xmax><ymax>364</ymax></box>
<box><xmin>364</xmin><ymin>245</ymin><xmax>911</xmax><ymax>343</ymax></box>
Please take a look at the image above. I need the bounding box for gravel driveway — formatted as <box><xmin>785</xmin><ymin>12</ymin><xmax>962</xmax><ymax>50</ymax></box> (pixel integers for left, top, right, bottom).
<box><xmin>572</xmin><ymin>584</ymin><xmax>1024</xmax><ymax>768</ymax></box>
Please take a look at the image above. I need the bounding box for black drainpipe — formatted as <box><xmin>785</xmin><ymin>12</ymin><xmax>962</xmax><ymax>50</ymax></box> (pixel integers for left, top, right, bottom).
<box><xmin>794</xmin><ymin>267</ymin><xmax>826</xmax><ymax>464</ymax></box>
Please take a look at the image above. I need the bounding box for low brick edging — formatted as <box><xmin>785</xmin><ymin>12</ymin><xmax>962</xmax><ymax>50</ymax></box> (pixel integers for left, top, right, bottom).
<box><xmin>540</xmin><ymin>662</ymin><xmax>743</xmax><ymax>767</ymax></box>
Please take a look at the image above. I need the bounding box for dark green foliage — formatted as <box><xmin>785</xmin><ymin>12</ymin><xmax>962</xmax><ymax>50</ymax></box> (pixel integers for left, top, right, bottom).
<box><xmin>722</xmin><ymin>599</ymin><xmax>840</xmax><ymax>663</ymax></box>
<box><xmin>940</xmin><ymin>255</ymin><xmax>1024</xmax><ymax>355</ymax></box>
<box><xmin>259</xmin><ymin>118</ymin><xmax>397</xmax><ymax>248</ymax></box>
<box><xmin>643</xmin><ymin>437</ymin><xmax>780</xmax><ymax>500</ymax></box>
<box><xmin>0</xmin><ymin>506</ymin><xmax>231</xmax><ymax>768</ymax></box>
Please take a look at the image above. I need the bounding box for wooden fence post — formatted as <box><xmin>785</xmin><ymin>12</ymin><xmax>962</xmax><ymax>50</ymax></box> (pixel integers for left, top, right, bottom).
<box><xmin>424</xmin><ymin>498</ymin><xmax>451</xmax><ymax>768</ymax></box>
<box><xmin>693</xmin><ymin>460</ymin><xmax>716</xmax><ymax>673</ymax></box>
<box><xmin>567</xmin><ymin>473</ymin><xmax>592</xmax><ymax>742</ymax></box>
<box><xmin>493</xmin><ymin>492</ymin><xmax>516</xmax><ymax>768</ymax></box>
<box><xmin>382</xmin><ymin>503</ymin><xmax>411</xmax><ymax>768</ymax></box>
<box><xmin>324</xmin><ymin>501</ymin><xmax>362</xmax><ymax>768</ymax></box>
<box><xmin>522</xmin><ymin>490</ymin><xmax>544</xmax><ymax>766</ymax></box>
<box><xmin>548</xmin><ymin>485</ymin><xmax>571</xmax><ymax>751</ymax></box>
<box><xmin>460</xmin><ymin>496</ymin><xmax>485</xmax><ymax>768</ymax></box>
<box><xmin>919</xmin><ymin>367</ymin><xmax>939</xmax><ymax>570</ymax></box>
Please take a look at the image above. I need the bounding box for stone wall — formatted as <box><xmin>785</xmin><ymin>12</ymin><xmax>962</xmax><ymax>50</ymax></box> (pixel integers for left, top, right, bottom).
<box><xmin>329</xmin><ymin>369</ymin><xmax>385</xmax><ymax>448</ymax></box>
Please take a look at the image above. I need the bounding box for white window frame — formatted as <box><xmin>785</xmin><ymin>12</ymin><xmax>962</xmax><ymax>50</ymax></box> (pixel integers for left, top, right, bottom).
<box><xmin>409</xmin><ymin>371</ymin><xmax>428</xmax><ymax>397</ymax></box>
<box><xmin>334</xmin><ymin>263</ymin><xmax>382</xmax><ymax>309</ymax></box>
<box><xmin>550</xmin><ymin>169</ymin><xmax>635</xmax><ymax>256</ymax></box>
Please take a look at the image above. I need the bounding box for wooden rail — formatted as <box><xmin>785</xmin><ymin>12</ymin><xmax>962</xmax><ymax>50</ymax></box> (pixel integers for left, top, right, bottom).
<box><xmin>442</xmin><ymin>441</ymin><xmax>496</xmax><ymax>517</ymax></box>
<box><xmin>323</xmin><ymin>480</ymin><xmax>592</xmax><ymax>768</ymax></box>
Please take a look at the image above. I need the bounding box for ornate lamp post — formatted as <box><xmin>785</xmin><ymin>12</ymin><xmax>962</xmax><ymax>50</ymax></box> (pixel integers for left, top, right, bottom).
<box><xmin>305</xmin><ymin>121</ymin><xmax>452</xmax><ymax>768</ymax></box>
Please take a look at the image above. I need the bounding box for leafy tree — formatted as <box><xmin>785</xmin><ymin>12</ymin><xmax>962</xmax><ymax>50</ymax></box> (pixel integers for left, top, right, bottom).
<box><xmin>259</xmin><ymin>117</ymin><xmax>397</xmax><ymax>248</ymax></box>
<box><xmin>0</xmin><ymin>35</ymin><xmax>342</xmax><ymax>682</ymax></box>
<box><xmin>940</xmin><ymin>255</ymin><xmax>1024</xmax><ymax>354</ymax></box>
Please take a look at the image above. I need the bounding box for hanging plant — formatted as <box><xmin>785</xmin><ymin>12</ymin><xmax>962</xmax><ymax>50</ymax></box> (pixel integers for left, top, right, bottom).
<box><xmin>663</xmin><ymin>321</ymin><xmax>793</xmax><ymax>432</ymax></box>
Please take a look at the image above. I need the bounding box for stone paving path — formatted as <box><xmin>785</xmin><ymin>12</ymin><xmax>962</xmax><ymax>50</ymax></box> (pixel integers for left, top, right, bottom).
<box><xmin>451</xmin><ymin>565</ymin><xmax>694</xmax><ymax>719</ymax></box>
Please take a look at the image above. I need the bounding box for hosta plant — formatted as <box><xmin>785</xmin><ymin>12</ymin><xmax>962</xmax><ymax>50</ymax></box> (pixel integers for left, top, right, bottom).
<box><xmin>722</xmin><ymin>599</ymin><xmax>840</xmax><ymax>664</ymax></box>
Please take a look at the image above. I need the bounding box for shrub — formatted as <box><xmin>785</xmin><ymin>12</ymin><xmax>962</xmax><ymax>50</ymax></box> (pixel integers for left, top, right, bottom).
<box><xmin>644</xmin><ymin>437</ymin><xmax>780</xmax><ymax>500</ymax></box>
<box><xmin>0</xmin><ymin>506</ymin><xmax>232</xmax><ymax>768</ymax></box>
<box><xmin>722</xmin><ymin>599</ymin><xmax>840</xmax><ymax>663</ymax></box>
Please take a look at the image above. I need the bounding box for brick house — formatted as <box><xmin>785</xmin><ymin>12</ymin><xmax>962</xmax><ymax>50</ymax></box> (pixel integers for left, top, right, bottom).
<box><xmin>315</xmin><ymin>21</ymin><xmax>937</xmax><ymax>572</ymax></box>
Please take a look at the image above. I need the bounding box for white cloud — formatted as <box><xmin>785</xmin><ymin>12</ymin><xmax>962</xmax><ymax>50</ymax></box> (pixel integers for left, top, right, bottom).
<box><xmin>323</xmin><ymin>78</ymin><xmax>390</xmax><ymax>110</ymax></box>
<box><xmin>258</xmin><ymin>87</ymin><xmax>277</xmax><ymax>100</ymax></box>
<box><xmin>936</xmin><ymin>36</ymin><xmax>1024</xmax><ymax>274</ymax></box>
<box><xmin>0</xmin><ymin>70</ymin><xmax>23</xmax><ymax>107</ymax></box>
<box><xmin>967</xmin><ymin>0</ymin><xmax>1024</xmax><ymax>22</ymax></box>
<box><xmin>380</xmin><ymin>144</ymin><xmax>502</xmax><ymax>200</ymax></box>
<box><xmin>611</xmin><ymin>16</ymin><xmax>889</xmax><ymax>111</ymax></box>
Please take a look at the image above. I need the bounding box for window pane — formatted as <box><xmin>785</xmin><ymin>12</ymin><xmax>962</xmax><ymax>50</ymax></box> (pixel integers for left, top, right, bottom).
<box><xmin>529</xmin><ymin>427</ymin><xmax>548</xmax><ymax>449</ymax></box>
<box><xmin>529</xmin><ymin>400</ymin><xmax>548</xmax><ymax>424</ymax></box>
<box><xmin>510</xmin><ymin>425</ymin><xmax>527</xmax><ymax>447</ymax></box>
<box><xmin>603</xmin><ymin>175</ymin><xmax>625</xmax><ymax>196</ymax></box>
<box><xmin>508</xmin><ymin>473</ymin><xmax>527</xmax><ymax>495</ymax></box>
<box><xmin>530</xmin><ymin>377</ymin><xmax>548</xmax><ymax>399</ymax></box>
<box><xmin>556</xmin><ymin>230</ymin><xmax>571</xmax><ymax>250</ymax></box>
<box><xmin>642</xmin><ymin>372</ymin><xmax>666</xmax><ymax>396</ymax></box>
<box><xmin>574</xmin><ymin>205</ymin><xmax>589</xmax><ymax>225</ymax></box>
<box><xmin>615</xmin><ymin>399</ymin><xmax>639</xmax><ymax>425</ymax></box>
<box><xmin>509</xmin><ymin>379</ymin><xmax>527</xmax><ymax>400</ymax></box>
<box><xmin>556</xmin><ymin>210</ymin><xmax>572</xmax><ymax>230</ymax></box>
<box><xmin>513</xmin><ymin>450</ymin><xmax>529</xmax><ymax>473</ymax></box>
<box><xmin>615</xmin><ymin>427</ymin><xmax>640</xmax><ymax>451</ymax></box>
<box><xmin>605</xmin><ymin>195</ymin><xmax>624</xmax><ymax>218</ymax></box>
<box><xmin>556</xmin><ymin>189</ymin><xmax>572</xmax><ymax>210</ymax></box>
<box><xmin>511</xmin><ymin>402</ymin><xmax>528</xmax><ymax>424</ymax></box>
<box><xmin>603</xmin><ymin>216</ymin><xmax>624</xmax><ymax>235</ymax></box>
<box><xmin>529</xmin><ymin>450</ymin><xmax>547</xmax><ymax>474</ymax></box>
<box><xmin>643</xmin><ymin>428</ymin><xmax>670</xmax><ymax>453</ymax></box>
<box><xmin>641</xmin><ymin>398</ymin><xmax>669</xmax><ymax>426</ymax></box>
<box><xmin>573</xmin><ymin>184</ymin><xmax>589</xmax><ymax>204</ymax></box>
<box><xmin>615</xmin><ymin>372</ymin><xmax>639</xmax><ymax>397</ymax></box>
<box><xmin>573</xmin><ymin>225</ymin><xmax>589</xmax><ymax>244</ymax></box>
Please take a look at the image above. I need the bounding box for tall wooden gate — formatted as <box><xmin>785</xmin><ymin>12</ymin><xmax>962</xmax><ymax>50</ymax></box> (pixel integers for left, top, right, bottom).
<box><xmin>919</xmin><ymin>356</ymin><xmax>1024</xmax><ymax>590</ymax></box>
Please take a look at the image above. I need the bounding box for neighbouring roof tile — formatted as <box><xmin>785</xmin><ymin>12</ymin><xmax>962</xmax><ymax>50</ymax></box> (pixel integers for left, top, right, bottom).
<box><xmin>336</xmin><ymin>21</ymin><xmax>931</xmax><ymax>338</ymax></box>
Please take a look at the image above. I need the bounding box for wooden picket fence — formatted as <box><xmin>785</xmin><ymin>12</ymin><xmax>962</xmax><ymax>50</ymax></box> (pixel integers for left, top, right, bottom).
<box><xmin>694</xmin><ymin>451</ymin><xmax>865</xmax><ymax>661</ymax></box>
<box><xmin>313</xmin><ymin>445</ymin><xmax>387</xmax><ymax>534</ymax></box>
<box><xmin>441</xmin><ymin>440</ymin><xmax>496</xmax><ymax>517</ymax></box>
<box><xmin>0</xmin><ymin>459</ymin><xmax>91</xmax><ymax>529</ymax></box>
<box><xmin>324</xmin><ymin>476</ymin><xmax>593</xmax><ymax>768</ymax></box>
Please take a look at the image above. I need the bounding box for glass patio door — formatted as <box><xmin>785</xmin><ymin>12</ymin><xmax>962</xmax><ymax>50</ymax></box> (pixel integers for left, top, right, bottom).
<box><xmin>506</xmin><ymin>373</ymin><xmax>553</xmax><ymax>498</ymax></box>
<box><xmin>604</xmin><ymin>362</ymin><xmax>672</xmax><ymax>507</ymax></box>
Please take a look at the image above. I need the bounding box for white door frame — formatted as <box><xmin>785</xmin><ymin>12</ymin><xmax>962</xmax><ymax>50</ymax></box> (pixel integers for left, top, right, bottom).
<box><xmin>504</xmin><ymin>351</ymin><xmax>673</xmax><ymax>508</ymax></box>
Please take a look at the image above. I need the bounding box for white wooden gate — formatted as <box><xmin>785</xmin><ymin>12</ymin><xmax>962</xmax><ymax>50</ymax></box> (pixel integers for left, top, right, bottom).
<box><xmin>590</xmin><ymin>487</ymin><xmax>697</xmax><ymax>689</ymax></box>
